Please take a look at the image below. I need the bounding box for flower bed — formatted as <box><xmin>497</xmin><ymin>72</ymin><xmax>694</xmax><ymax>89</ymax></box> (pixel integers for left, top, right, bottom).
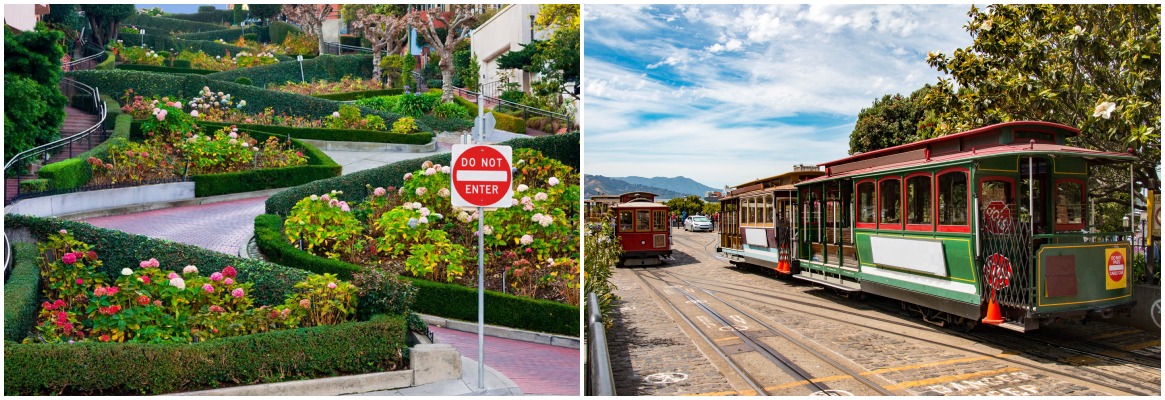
<box><xmin>271</xmin><ymin>76</ymin><xmax>385</xmax><ymax>96</ymax></box>
<box><xmin>4</xmin><ymin>215</ymin><xmax>415</xmax><ymax>394</ymax></box>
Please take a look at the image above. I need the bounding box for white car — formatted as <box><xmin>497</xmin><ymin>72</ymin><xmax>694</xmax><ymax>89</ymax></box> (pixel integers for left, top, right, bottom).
<box><xmin>684</xmin><ymin>215</ymin><xmax>713</xmax><ymax>232</ymax></box>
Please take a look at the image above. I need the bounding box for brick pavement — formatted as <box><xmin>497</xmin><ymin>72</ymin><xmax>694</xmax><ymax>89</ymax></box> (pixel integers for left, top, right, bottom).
<box><xmin>82</xmin><ymin>196</ymin><xmax>267</xmax><ymax>255</ymax></box>
<box><xmin>429</xmin><ymin>326</ymin><xmax>580</xmax><ymax>396</ymax></box>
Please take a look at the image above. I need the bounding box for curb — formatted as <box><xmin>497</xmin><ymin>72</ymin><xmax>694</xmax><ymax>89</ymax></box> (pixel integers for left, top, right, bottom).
<box><xmin>54</xmin><ymin>188</ymin><xmax>283</xmax><ymax>221</ymax></box>
<box><xmin>421</xmin><ymin>314</ymin><xmax>581</xmax><ymax>349</ymax></box>
<box><xmin>175</xmin><ymin>370</ymin><xmax>415</xmax><ymax>396</ymax></box>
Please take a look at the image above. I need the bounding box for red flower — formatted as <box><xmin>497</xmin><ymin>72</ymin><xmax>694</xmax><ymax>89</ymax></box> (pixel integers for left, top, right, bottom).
<box><xmin>137</xmin><ymin>295</ymin><xmax>150</xmax><ymax>306</ymax></box>
<box><xmin>222</xmin><ymin>265</ymin><xmax>237</xmax><ymax>278</ymax></box>
<box><xmin>139</xmin><ymin>276</ymin><xmax>151</xmax><ymax>284</ymax></box>
<box><xmin>54</xmin><ymin>299</ymin><xmax>65</xmax><ymax>308</ymax></box>
<box><xmin>100</xmin><ymin>334</ymin><xmax>110</xmax><ymax>342</ymax></box>
<box><xmin>86</xmin><ymin>251</ymin><xmax>98</xmax><ymax>261</ymax></box>
<box><xmin>106</xmin><ymin>286</ymin><xmax>119</xmax><ymax>296</ymax></box>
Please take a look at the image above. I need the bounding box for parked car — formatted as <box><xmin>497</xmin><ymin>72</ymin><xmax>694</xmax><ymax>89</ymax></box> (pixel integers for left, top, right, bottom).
<box><xmin>684</xmin><ymin>215</ymin><xmax>713</xmax><ymax>232</ymax></box>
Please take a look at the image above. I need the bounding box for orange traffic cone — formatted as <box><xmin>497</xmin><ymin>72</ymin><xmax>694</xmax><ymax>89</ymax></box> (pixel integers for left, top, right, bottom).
<box><xmin>982</xmin><ymin>297</ymin><xmax>1004</xmax><ymax>324</ymax></box>
<box><xmin>777</xmin><ymin>260</ymin><xmax>789</xmax><ymax>274</ymax></box>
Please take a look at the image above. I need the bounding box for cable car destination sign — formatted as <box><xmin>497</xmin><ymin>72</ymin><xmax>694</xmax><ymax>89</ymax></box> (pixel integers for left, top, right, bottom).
<box><xmin>451</xmin><ymin>144</ymin><xmax>513</xmax><ymax>208</ymax></box>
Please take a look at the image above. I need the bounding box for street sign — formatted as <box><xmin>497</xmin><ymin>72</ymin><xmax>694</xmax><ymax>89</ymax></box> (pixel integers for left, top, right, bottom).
<box><xmin>451</xmin><ymin>145</ymin><xmax>513</xmax><ymax>208</ymax></box>
<box><xmin>1105</xmin><ymin>248</ymin><xmax>1127</xmax><ymax>290</ymax></box>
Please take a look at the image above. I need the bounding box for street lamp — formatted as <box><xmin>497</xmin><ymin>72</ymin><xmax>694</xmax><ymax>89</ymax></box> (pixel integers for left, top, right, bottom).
<box><xmin>296</xmin><ymin>55</ymin><xmax>304</xmax><ymax>82</ymax></box>
<box><xmin>140</xmin><ymin>29</ymin><xmax>145</xmax><ymax>46</ymax></box>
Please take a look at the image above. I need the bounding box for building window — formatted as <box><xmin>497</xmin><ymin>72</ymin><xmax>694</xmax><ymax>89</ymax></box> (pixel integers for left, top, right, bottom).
<box><xmin>880</xmin><ymin>178</ymin><xmax>902</xmax><ymax>226</ymax></box>
<box><xmin>857</xmin><ymin>181</ymin><xmax>876</xmax><ymax>224</ymax></box>
<box><xmin>619</xmin><ymin>210</ymin><xmax>633</xmax><ymax>231</ymax></box>
<box><xmin>906</xmin><ymin>174</ymin><xmax>932</xmax><ymax>226</ymax></box>
<box><xmin>1056</xmin><ymin>180</ymin><xmax>1085</xmax><ymax>229</ymax></box>
<box><xmin>938</xmin><ymin>170</ymin><xmax>969</xmax><ymax>228</ymax></box>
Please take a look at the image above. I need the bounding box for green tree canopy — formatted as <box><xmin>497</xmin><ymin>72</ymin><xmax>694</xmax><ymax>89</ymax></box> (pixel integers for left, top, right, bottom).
<box><xmin>925</xmin><ymin>4</ymin><xmax>1160</xmax><ymax>207</ymax></box>
<box><xmin>4</xmin><ymin>27</ymin><xmax>67</xmax><ymax>168</ymax></box>
<box><xmin>247</xmin><ymin>4</ymin><xmax>281</xmax><ymax>25</ymax></box>
<box><xmin>665</xmin><ymin>196</ymin><xmax>706</xmax><ymax>218</ymax></box>
<box><xmin>848</xmin><ymin>86</ymin><xmax>935</xmax><ymax>155</ymax></box>
<box><xmin>78</xmin><ymin>4</ymin><xmax>135</xmax><ymax>47</ymax></box>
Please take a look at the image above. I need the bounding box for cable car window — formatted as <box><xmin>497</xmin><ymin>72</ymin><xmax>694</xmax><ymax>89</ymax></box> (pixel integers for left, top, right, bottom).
<box><xmin>1056</xmin><ymin>180</ymin><xmax>1084</xmax><ymax>228</ymax></box>
<box><xmin>938</xmin><ymin>171</ymin><xmax>968</xmax><ymax>226</ymax></box>
<box><xmin>765</xmin><ymin>195</ymin><xmax>773</xmax><ymax>224</ymax></box>
<box><xmin>907</xmin><ymin>175</ymin><xmax>932</xmax><ymax>225</ymax></box>
<box><xmin>880</xmin><ymin>179</ymin><xmax>902</xmax><ymax>225</ymax></box>
<box><xmin>636</xmin><ymin>210</ymin><xmax>651</xmax><ymax>232</ymax></box>
<box><xmin>619</xmin><ymin>211</ymin><xmax>633</xmax><ymax>231</ymax></box>
<box><xmin>980</xmin><ymin>179</ymin><xmax>1015</xmax><ymax>207</ymax></box>
<box><xmin>857</xmin><ymin>181</ymin><xmax>876</xmax><ymax>224</ymax></box>
<box><xmin>653</xmin><ymin>210</ymin><xmax>666</xmax><ymax>231</ymax></box>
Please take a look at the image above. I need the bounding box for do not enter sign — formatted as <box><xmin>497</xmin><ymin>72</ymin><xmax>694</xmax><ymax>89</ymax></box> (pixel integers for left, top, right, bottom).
<box><xmin>1105</xmin><ymin>248</ymin><xmax>1127</xmax><ymax>290</ymax></box>
<box><xmin>451</xmin><ymin>144</ymin><xmax>513</xmax><ymax>208</ymax></box>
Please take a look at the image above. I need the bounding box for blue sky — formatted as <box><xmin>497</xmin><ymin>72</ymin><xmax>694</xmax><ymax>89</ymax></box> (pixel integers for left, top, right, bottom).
<box><xmin>136</xmin><ymin>4</ymin><xmax>225</xmax><ymax>14</ymax></box>
<box><xmin>583</xmin><ymin>4</ymin><xmax>978</xmax><ymax>190</ymax></box>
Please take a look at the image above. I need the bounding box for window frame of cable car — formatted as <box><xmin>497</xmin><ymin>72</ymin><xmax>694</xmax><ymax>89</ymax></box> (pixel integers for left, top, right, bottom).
<box><xmin>905</xmin><ymin>171</ymin><xmax>934</xmax><ymax>232</ymax></box>
<box><xmin>978</xmin><ymin>176</ymin><xmax>1018</xmax><ymax>211</ymax></box>
<box><xmin>855</xmin><ymin>178</ymin><xmax>877</xmax><ymax>229</ymax></box>
<box><xmin>936</xmin><ymin>167</ymin><xmax>971</xmax><ymax>233</ymax></box>
<box><xmin>878</xmin><ymin>176</ymin><xmax>903</xmax><ymax>230</ymax></box>
<box><xmin>1054</xmin><ymin>178</ymin><xmax>1087</xmax><ymax>231</ymax></box>
<box><xmin>618</xmin><ymin>210</ymin><xmax>633</xmax><ymax>232</ymax></box>
<box><xmin>635</xmin><ymin>209</ymin><xmax>651</xmax><ymax>232</ymax></box>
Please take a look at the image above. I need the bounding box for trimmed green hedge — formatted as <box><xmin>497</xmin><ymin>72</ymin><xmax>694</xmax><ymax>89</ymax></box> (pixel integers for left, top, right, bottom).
<box><xmin>138</xmin><ymin>32</ymin><xmax>289</xmax><ymax>61</ymax></box>
<box><xmin>253</xmin><ymin>214</ymin><xmax>578</xmax><ymax>336</ymax></box>
<box><xmin>101</xmin><ymin>94</ymin><xmax>122</xmax><ymax>129</ymax></box>
<box><xmin>269</xmin><ymin>21</ymin><xmax>301</xmax><ymax>45</ymax></box>
<box><xmin>265</xmin><ymin>131</ymin><xmax>579</xmax><ymax>216</ymax></box>
<box><xmin>115</xmin><ymin>63</ymin><xmax>217</xmax><ymax>75</ymax></box>
<box><xmin>4</xmin><ymin>314</ymin><xmax>407</xmax><ymax>395</ymax></box>
<box><xmin>163</xmin><ymin>9</ymin><xmax>234</xmax><ymax>25</ymax></box>
<box><xmin>417</xmin><ymin>114</ymin><xmax>473</xmax><ymax>133</ymax></box>
<box><xmin>127</xmin><ymin>14</ymin><xmax>226</xmax><ymax>34</ymax></box>
<box><xmin>197</xmin><ymin>121</ymin><xmax>433</xmax><ymax>145</ymax></box>
<box><xmin>68</xmin><ymin>70</ymin><xmax>403</xmax><ymax>124</ymax></box>
<box><xmin>491</xmin><ymin>110</ymin><xmax>526</xmax><ymax>134</ymax></box>
<box><xmin>6</xmin><ymin>214</ymin><xmax>311</xmax><ymax>306</ymax></box>
<box><xmin>206</xmin><ymin>54</ymin><xmax>374</xmax><ymax>88</ymax></box>
<box><xmin>36</xmin><ymin>114</ymin><xmax>133</xmax><ymax>190</ymax></box>
<box><xmin>314</xmin><ymin>88</ymin><xmax>404</xmax><ymax>101</ymax></box>
<box><xmin>4</xmin><ymin>243</ymin><xmax>40</xmax><ymax>343</ymax></box>
<box><xmin>178</xmin><ymin>26</ymin><xmax>267</xmax><ymax>43</ymax></box>
<box><xmin>453</xmin><ymin>95</ymin><xmax>478</xmax><ymax>117</ymax></box>
<box><xmin>95</xmin><ymin>53</ymin><xmax>116</xmax><ymax>70</ymax></box>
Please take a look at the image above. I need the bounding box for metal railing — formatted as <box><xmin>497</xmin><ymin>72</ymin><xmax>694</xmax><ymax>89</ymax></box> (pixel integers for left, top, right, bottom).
<box><xmin>585</xmin><ymin>292</ymin><xmax>616</xmax><ymax>396</ymax></box>
<box><xmin>3</xmin><ymin>230</ymin><xmax>13</xmax><ymax>283</ymax></box>
<box><xmin>5</xmin><ymin>78</ymin><xmax>108</xmax><ymax>205</ymax></box>
<box><xmin>322</xmin><ymin>41</ymin><xmax>373</xmax><ymax>55</ymax></box>
<box><xmin>449</xmin><ymin>86</ymin><xmax>576</xmax><ymax>135</ymax></box>
<box><xmin>62</xmin><ymin>50</ymin><xmax>106</xmax><ymax>72</ymax></box>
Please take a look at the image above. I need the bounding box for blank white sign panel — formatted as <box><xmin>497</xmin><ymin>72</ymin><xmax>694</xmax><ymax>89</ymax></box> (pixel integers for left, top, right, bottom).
<box><xmin>869</xmin><ymin>236</ymin><xmax>947</xmax><ymax>277</ymax></box>
<box><xmin>745</xmin><ymin>228</ymin><xmax>768</xmax><ymax>247</ymax></box>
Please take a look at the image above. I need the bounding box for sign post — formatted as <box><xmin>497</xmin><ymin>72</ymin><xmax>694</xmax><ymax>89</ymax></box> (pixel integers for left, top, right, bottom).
<box><xmin>451</xmin><ymin>144</ymin><xmax>513</xmax><ymax>390</ymax></box>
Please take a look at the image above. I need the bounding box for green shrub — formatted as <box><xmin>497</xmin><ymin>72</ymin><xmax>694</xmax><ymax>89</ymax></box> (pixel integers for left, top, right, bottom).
<box><xmin>5</xmin><ymin>214</ymin><xmax>311</xmax><ymax>306</ymax></box>
<box><xmin>177</xmin><ymin>27</ymin><xmax>263</xmax><ymax>43</ymax></box>
<box><xmin>4</xmin><ymin>243</ymin><xmax>40</xmax><ymax>343</ymax></box>
<box><xmin>314</xmin><ymin>88</ymin><xmax>403</xmax><ymax>101</ymax></box>
<box><xmin>165</xmin><ymin>9</ymin><xmax>235</xmax><ymax>25</ymax></box>
<box><xmin>417</xmin><ymin>115</ymin><xmax>473</xmax><ymax>133</ymax></box>
<box><xmin>453</xmin><ymin>95</ymin><xmax>478</xmax><ymax>117</ymax></box>
<box><xmin>100</xmin><ymin>94</ymin><xmax>122</xmax><ymax>129</ymax></box>
<box><xmin>253</xmin><ymin>215</ymin><xmax>578</xmax><ymax>335</ymax></box>
<box><xmin>432</xmin><ymin>102</ymin><xmax>470</xmax><ymax>119</ymax></box>
<box><xmin>426</xmin><ymin>79</ymin><xmax>442</xmax><ymax>89</ymax></box>
<box><xmin>264</xmin><ymin>131</ymin><xmax>579</xmax><ymax>216</ymax></box>
<box><xmin>269</xmin><ymin>21</ymin><xmax>301</xmax><ymax>45</ymax></box>
<box><xmin>176</xmin><ymin>127</ymin><xmax>341</xmax><ymax>197</ymax></box>
<box><xmin>207</xmin><ymin>54</ymin><xmax>374</xmax><ymax>89</ymax></box>
<box><xmin>196</xmin><ymin>121</ymin><xmax>432</xmax><ymax>145</ymax></box>
<box><xmin>243</xmin><ymin>33</ymin><xmax>258</xmax><ymax>42</ymax></box>
<box><xmin>234</xmin><ymin>76</ymin><xmax>252</xmax><ymax>86</ymax></box>
<box><xmin>172</xmin><ymin>59</ymin><xmax>192</xmax><ymax>69</ymax></box>
<box><xmin>197</xmin><ymin>5</ymin><xmax>216</xmax><ymax>12</ymax></box>
<box><xmin>352</xmin><ymin>268</ymin><xmax>417</xmax><ymax>321</ymax></box>
<box><xmin>18</xmin><ymin>178</ymin><xmax>50</xmax><ymax>193</ymax></box>
<box><xmin>115</xmin><ymin>64</ymin><xmax>217</xmax><ymax>75</ymax></box>
<box><xmin>491</xmin><ymin>110</ymin><xmax>526</xmax><ymax>133</ymax></box>
<box><xmin>95</xmin><ymin>53</ymin><xmax>116</xmax><ymax>70</ymax></box>
<box><xmin>126</xmin><ymin>14</ymin><xmax>225</xmax><ymax>34</ymax></box>
<box><xmin>3</xmin><ymin>315</ymin><xmax>406</xmax><ymax>395</ymax></box>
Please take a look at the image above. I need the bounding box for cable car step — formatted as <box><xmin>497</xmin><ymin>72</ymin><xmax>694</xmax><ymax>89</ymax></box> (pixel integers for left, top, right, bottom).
<box><xmin>992</xmin><ymin>320</ymin><xmax>1034</xmax><ymax>333</ymax></box>
<box><xmin>792</xmin><ymin>273</ymin><xmax>861</xmax><ymax>292</ymax></box>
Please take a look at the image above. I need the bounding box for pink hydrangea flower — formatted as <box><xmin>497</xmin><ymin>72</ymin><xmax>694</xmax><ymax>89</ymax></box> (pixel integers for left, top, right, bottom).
<box><xmin>62</xmin><ymin>253</ymin><xmax>77</xmax><ymax>265</ymax></box>
<box><xmin>202</xmin><ymin>283</ymin><xmax>214</xmax><ymax>293</ymax></box>
<box><xmin>534</xmin><ymin>192</ymin><xmax>548</xmax><ymax>202</ymax></box>
<box><xmin>299</xmin><ymin>298</ymin><xmax>311</xmax><ymax>309</ymax></box>
<box><xmin>93</xmin><ymin>287</ymin><xmax>108</xmax><ymax>297</ymax></box>
<box><xmin>424</xmin><ymin>167</ymin><xmax>436</xmax><ymax>176</ymax></box>
<box><xmin>224</xmin><ymin>277</ymin><xmax>234</xmax><ymax>285</ymax></box>
<box><xmin>59</xmin><ymin>229</ymin><xmax>67</xmax><ymax>234</ymax></box>
<box><xmin>320</xmin><ymin>194</ymin><xmax>330</xmax><ymax>202</ymax></box>
<box><xmin>438</xmin><ymin>188</ymin><xmax>450</xmax><ymax>198</ymax></box>
<box><xmin>404</xmin><ymin>172</ymin><xmax>413</xmax><ymax>181</ymax></box>
<box><xmin>210</xmin><ymin>272</ymin><xmax>224</xmax><ymax>282</ymax></box>
<box><xmin>183</xmin><ymin>265</ymin><xmax>198</xmax><ymax>275</ymax></box>
<box><xmin>209</xmin><ymin>305</ymin><xmax>225</xmax><ymax>313</ymax></box>
<box><xmin>168</xmin><ymin>271</ymin><xmax>179</xmax><ymax>279</ymax></box>
<box><xmin>520</xmin><ymin>234</ymin><xmax>534</xmax><ymax>246</ymax></box>
<box><xmin>76</xmin><ymin>278</ymin><xmax>83</xmax><ymax>285</ymax></box>
<box><xmin>106</xmin><ymin>286</ymin><xmax>119</xmax><ymax>296</ymax></box>
<box><xmin>549</xmin><ymin>177</ymin><xmax>560</xmax><ymax>186</ymax></box>
<box><xmin>222</xmin><ymin>266</ymin><xmax>237</xmax><ymax>278</ymax></box>
<box><xmin>374</xmin><ymin>187</ymin><xmax>387</xmax><ymax>196</ymax></box>
<box><xmin>170</xmin><ymin>277</ymin><xmax>185</xmax><ymax>289</ymax></box>
<box><xmin>416</xmin><ymin>187</ymin><xmax>428</xmax><ymax>196</ymax></box>
<box><xmin>340</xmin><ymin>202</ymin><xmax>350</xmax><ymax>212</ymax></box>
<box><xmin>231</xmin><ymin>288</ymin><xmax>244</xmax><ymax>298</ymax></box>
<box><xmin>327</xmin><ymin>282</ymin><xmax>337</xmax><ymax>289</ymax></box>
<box><xmin>139</xmin><ymin>276</ymin><xmax>151</xmax><ymax>284</ymax></box>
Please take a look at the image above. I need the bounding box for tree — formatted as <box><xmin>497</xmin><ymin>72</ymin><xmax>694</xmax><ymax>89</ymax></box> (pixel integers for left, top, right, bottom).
<box><xmin>407</xmin><ymin>6</ymin><xmax>477</xmax><ymax>103</ymax></box>
<box><xmin>665</xmin><ymin>196</ymin><xmax>706</xmax><ymax>218</ymax></box>
<box><xmin>4</xmin><ymin>27</ymin><xmax>67</xmax><ymax>169</ymax></box>
<box><xmin>42</xmin><ymin>4</ymin><xmax>85</xmax><ymax>56</ymax></box>
<box><xmin>248</xmin><ymin>4</ymin><xmax>281</xmax><ymax>26</ymax></box>
<box><xmin>926</xmin><ymin>4</ymin><xmax>1160</xmax><ymax>209</ymax></box>
<box><xmin>78</xmin><ymin>4</ymin><xmax>135</xmax><ymax>48</ymax></box>
<box><xmin>494</xmin><ymin>4</ymin><xmax>580</xmax><ymax>109</ymax></box>
<box><xmin>233</xmin><ymin>4</ymin><xmax>245</xmax><ymax>25</ymax></box>
<box><xmin>848</xmin><ymin>86</ymin><xmax>933</xmax><ymax>154</ymax></box>
<box><xmin>281</xmin><ymin>4</ymin><xmax>332</xmax><ymax>55</ymax></box>
<box><xmin>350</xmin><ymin>8</ymin><xmax>407</xmax><ymax>86</ymax></box>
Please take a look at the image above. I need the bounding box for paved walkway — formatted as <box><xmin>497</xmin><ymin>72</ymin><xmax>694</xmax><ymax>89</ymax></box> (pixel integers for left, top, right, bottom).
<box><xmin>82</xmin><ymin>196</ymin><xmax>267</xmax><ymax>255</ymax></box>
<box><xmin>430</xmin><ymin>326</ymin><xmax>580</xmax><ymax>396</ymax></box>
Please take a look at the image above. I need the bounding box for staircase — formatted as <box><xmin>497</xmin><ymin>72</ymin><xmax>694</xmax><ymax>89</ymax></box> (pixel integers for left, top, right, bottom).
<box><xmin>4</xmin><ymin>106</ymin><xmax>104</xmax><ymax>204</ymax></box>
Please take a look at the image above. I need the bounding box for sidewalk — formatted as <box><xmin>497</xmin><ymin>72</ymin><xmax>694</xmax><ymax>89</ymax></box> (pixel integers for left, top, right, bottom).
<box><xmin>429</xmin><ymin>326</ymin><xmax>580</xmax><ymax>396</ymax></box>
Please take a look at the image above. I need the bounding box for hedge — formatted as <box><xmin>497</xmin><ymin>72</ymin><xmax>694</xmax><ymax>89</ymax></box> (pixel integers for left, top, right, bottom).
<box><xmin>115</xmin><ymin>63</ymin><xmax>217</xmax><ymax>75</ymax></box>
<box><xmin>138</xmin><ymin>32</ymin><xmax>290</xmax><ymax>61</ymax></box>
<box><xmin>68</xmin><ymin>70</ymin><xmax>404</xmax><ymax>124</ymax></box>
<box><xmin>95</xmin><ymin>53</ymin><xmax>116</xmax><ymax>70</ymax></box>
<box><xmin>4</xmin><ymin>314</ymin><xmax>407</xmax><ymax>395</ymax></box>
<box><xmin>126</xmin><ymin>14</ymin><xmax>227</xmax><ymax>34</ymax></box>
<box><xmin>269</xmin><ymin>21</ymin><xmax>301</xmax><ymax>45</ymax></box>
<box><xmin>176</xmin><ymin>26</ymin><xmax>269</xmax><ymax>44</ymax></box>
<box><xmin>163</xmin><ymin>9</ymin><xmax>235</xmax><ymax>25</ymax></box>
<box><xmin>253</xmin><ymin>214</ymin><xmax>579</xmax><ymax>336</ymax></box>
<box><xmin>18</xmin><ymin>179</ymin><xmax>49</xmax><ymax>193</ymax></box>
<box><xmin>417</xmin><ymin>114</ymin><xmax>473</xmax><ymax>133</ymax></box>
<box><xmin>4</xmin><ymin>243</ymin><xmax>40</xmax><ymax>343</ymax></box>
<box><xmin>453</xmin><ymin>94</ymin><xmax>479</xmax><ymax>117</ymax></box>
<box><xmin>36</xmin><ymin>114</ymin><xmax>133</xmax><ymax>190</ymax></box>
<box><xmin>265</xmin><ymin>131</ymin><xmax>579</xmax><ymax>216</ymax></box>
<box><xmin>491</xmin><ymin>110</ymin><xmax>526</xmax><ymax>134</ymax></box>
<box><xmin>5</xmin><ymin>214</ymin><xmax>311</xmax><ymax>306</ymax></box>
<box><xmin>197</xmin><ymin>121</ymin><xmax>433</xmax><ymax>145</ymax></box>
<box><xmin>314</xmin><ymin>88</ymin><xmax>404</xmax><ymax>101</ymax></box>
<box><xmin>206</xmin><ymin>54</ymin><xmax>375</xmax><ymax>88</ymax></box>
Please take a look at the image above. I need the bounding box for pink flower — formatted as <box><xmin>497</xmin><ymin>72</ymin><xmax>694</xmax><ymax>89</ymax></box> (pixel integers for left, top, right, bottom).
<box><xmin>62</xmin><ymin>253</ymin><xmax>77</xmax><ymax>265</ymax></box>
<box><xmin>520</xmin><ymin>234</ymin><xmax>534</xmax><ymax>246</ymax></box>
<box><xmin>59</xmin><ymin>229</ymin><xmax>67</xmax><ymax>235</ymax></box>
<box><xmin>327</xmin><ymin>282</ymin><xmax>337</xmax><ymax>289</ymax></box>
<box><xmin>340</xmin><ymin>202</ymin><xmax>350</xmax><ymax>212</ymax></box>
<box><xmin>183</xmin><ymin>265</ymin><xmax>198</xmax><ymax>275</ymax></box>
<box><xmin>153</xmin><ymin>300</ymin><xmax>162</xmax><ymax>306</ymax></box>
<box><xmin>299</xmin><ymin>298</ymin><xmax>311</xmax><ymax>309</ymax></box>
<box><xmin>156</xmin><ymin>113</ymin><xmax>166</xmax><ymax>121</ymax></box>
<box><xmin>106</xmin><ymin>286</ymin><xmax>119</xmax><ymax>296</ymax></box>
<box><xmin>415</xmin><ymin>187</ymin><xmax>428</xmax><ymax>196</ymax></box>
<box><xmin>224</xmin><ymin>277</ymin><xmax>234</xmax><ymax>285</ymax></box>
<box><xmin>222</xmin><ymin>266</ymin><xmax>237</xmax><ymax>278</ymax></box>
<box><xmin>403</xmin><ymin>172</ymin><xmax>413</xmax><ymax>181</ymax></box>
<box><xmin>169</xmin><ymin>277</ymin><xmax>186</xmax><ymax>289</ymax></box>
<box><xmin>209</xmin><ymin>305</ymin><xmax>225</xmax><ymax>313</ymax></box>
<box><xmin>231</xmin><ymin>288</ymin><xmax>244</xmax><ymax>298</ymax></box>
<box><xmin>202</xmin><ymin>283</ymin><xmax>214</xmax><ymax>293</ymax></box>
<box><xmin>373</xmin><ymin>187</ymin><xmax>387</xmax><ymax>196</ymax></box>
<box><xmin>168</xmin><ymin>271</ymin><xmax>179</xmax><ymax>279</ymax></box>
<box><xmin>210</xmin><ymin>272</ymin><xmax>224</xmax><ymax>282</ymax></box>
<box><xmin>525</xmin><ymin>248</ymin><xmax>533</xmax><ymax>253</ymax></box>
<box><xmin>139</xmin><ymin>276</ymin><xmax>151</xmax><ymax>284</ymax></box>
<box><xmin>100</xmin><ymin>334</ymin><xmax>110</xmax><ymax>342</ymax></box>
<box><xmin>282</xmin><ymin>308</ymin><xmax>291</xmax><ymax>318</ymax></box>
<box><xmin>93</xmin><ymin>287</ymin><xmax>108</xmax><ymax>297</ymax></box>
<box><xmin>548</xmin><ymin>177</ymin><xmax>560</xmax><ymax>186</ymax></box>
<box><xmin>76</xmin><ymin>278</ymin><xmax>83</xmax><ymax>285</ymax></box>
<box><xmin>137</xmin><ymin>295</ymin><xmax>150</xmax><ymax>306</ymax></box>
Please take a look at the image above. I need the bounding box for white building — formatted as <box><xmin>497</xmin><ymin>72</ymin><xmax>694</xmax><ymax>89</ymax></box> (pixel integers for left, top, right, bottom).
<box><xmin>470</xmin><ymin>4</ymin><xmax>550</xmax><ymax>97</ymax></box>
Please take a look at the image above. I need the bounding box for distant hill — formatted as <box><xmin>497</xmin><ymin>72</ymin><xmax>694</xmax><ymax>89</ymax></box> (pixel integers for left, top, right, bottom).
<box><xmin>609</xmin><ymin>176</ymin><xmax>719</xmax><ymax>197</ymax></box>
<box><xmin>584</xmin><ymin>175</ymin><xmax>690</xmax><ymax>199</ymax></box>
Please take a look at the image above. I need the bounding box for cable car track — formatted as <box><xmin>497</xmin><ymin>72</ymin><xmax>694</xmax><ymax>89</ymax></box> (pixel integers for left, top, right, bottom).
<box><xmin>630</xmin><ymin>266</ymin><xmax>896</xmax><ymax>396</ymax></box>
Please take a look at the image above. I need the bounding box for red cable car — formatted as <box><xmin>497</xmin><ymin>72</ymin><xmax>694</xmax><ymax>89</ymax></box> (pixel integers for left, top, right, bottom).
<box><xmin>611</xmin><ymin>192</ymin><xmax>672</xmax><ymax>266</ymax></box>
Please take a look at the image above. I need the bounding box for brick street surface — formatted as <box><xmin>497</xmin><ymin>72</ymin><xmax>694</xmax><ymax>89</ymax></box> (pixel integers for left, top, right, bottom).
<box><xmin>430</xmin><ymin>326</ymin><xmax>580</xmax><ymax>395</ymax></box>
<box><xmin>605</xmin><ymin>230</ymin><xmax>1160</xmax><ymax>396</ymax></box>
<box><xmin>83</xmin><ymin>196</ymin><xmax>267</xmax><ymax>255</ymax></box>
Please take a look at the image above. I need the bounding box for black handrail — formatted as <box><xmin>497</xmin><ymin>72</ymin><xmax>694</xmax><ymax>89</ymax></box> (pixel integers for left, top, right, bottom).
<box><xmin>3</xmin><ymin>230</ymin><xmax>13</xmax><ymax>284</ymax></box>
<box><xmin>449</xmin><ymin>86</ymin><xmax>576</xmax><ymax>133</ymax></box>
<box><xmin>585</xmin><ymin>292</ymin><xmax>616</xmax><ymax>396</ymax></box>
<box><xmin>5</xmin><ymin>78</ymin><xmax>108</xmax><ymax>205</ymax></box>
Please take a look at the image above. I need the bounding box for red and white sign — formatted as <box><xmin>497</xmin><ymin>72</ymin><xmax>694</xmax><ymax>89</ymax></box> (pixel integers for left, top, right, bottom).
<box><xmin>984</xmin><ymin>201</ymin><xmax>1012</xmax><ymax>234</ymax></box>
<box><xmin>451</xmin><ymin>144</ymin><xmax>513</xmax><ymax>208</ymax></box>
<box><xmin>984</xmin><ymin>253</ymin><xmax>1013</xmax><ymax>290</ymax></box>
<box><xmin>1105</xmin><ymin>248</ymin><xmax>1126</xmax><ymax>290</ymax></box>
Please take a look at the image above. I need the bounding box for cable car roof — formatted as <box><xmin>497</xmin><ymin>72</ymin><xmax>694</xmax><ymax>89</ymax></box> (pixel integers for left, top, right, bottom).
<box><xmin>612</xmin><ymin>201</ymin><xmax>669</xmax><ymax>209</ymax></box>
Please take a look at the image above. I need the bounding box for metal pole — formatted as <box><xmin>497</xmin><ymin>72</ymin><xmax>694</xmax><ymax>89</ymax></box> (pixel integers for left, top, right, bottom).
<box><xmin>1130</xmin><ymin>164</ymin><xmax>1135</xmax><ymax>245</ymax></box>
<box><xmin>477</xmin><ymin>205</ymin><xmax>485</xmax><ymax>390</ymax></box>
<box><xmin>1029</xmin><ymin>157</ymin><xmax>1034</xmax><ymax>236</ymax></box>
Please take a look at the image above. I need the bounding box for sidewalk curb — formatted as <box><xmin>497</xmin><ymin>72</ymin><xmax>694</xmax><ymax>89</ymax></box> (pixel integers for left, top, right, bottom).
<box><xmin>56</xmin><ymin>188</ymin><xmax>283</xmax><ymax>221</ymax></box>
<box><xmin>421</xmin><ymin>314</ymin><xmax>581</xmax><ymax>349</ymax></box>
